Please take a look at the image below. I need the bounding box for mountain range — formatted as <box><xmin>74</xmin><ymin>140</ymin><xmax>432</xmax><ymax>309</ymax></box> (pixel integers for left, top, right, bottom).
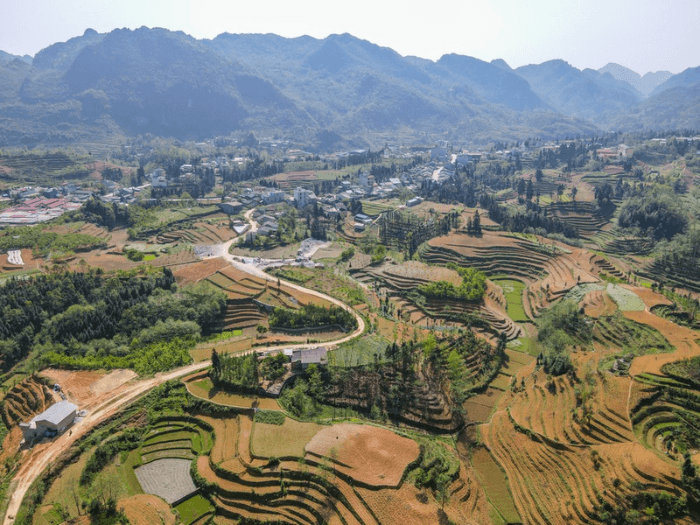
<box><xmin>0</xmin><ymin>27</ymin><xmax>698</xmax><ymax>150</ymax></box>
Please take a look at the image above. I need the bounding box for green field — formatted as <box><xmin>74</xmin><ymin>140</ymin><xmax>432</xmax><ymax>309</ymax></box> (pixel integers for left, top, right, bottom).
<box><xmin>175</xmin><ymin>494</ymin><xmax>213</xmax><ymax>525</ymax></box>
<box><xmin>328</xmin><ymin>334</ymin><xmax>389</xmax><ymax>367</ymax></box>
<box><xmin>471</xmin><ymin>447</ymin><xmax>521</xmax><ymax>524</ymax></box>
<box><xmin>492</xmin><ymin>278</ymin><xmax>528</xmax><ymax>322</ymax></box>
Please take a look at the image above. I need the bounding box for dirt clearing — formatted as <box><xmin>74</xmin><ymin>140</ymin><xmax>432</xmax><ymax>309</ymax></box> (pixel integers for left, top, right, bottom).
<box><xmin>90</xmin><ymin>369</ymin><xmax>137</xmax><ymax>394</ymax></box>
<box><xmin>305</xmin><ymin>423</ymin><xmax>420</xmax><ymax>487</ymax></box>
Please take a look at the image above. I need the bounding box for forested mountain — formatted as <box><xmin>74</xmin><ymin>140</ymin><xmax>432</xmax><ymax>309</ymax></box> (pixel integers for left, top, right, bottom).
<box><xmin>514</xmin><ymin>60</ymin><xmax>642</xmax><ymax>121</ymax></box>
<box><xmin>598</xmin><ymin>63</ymin><xmax>672</xmax><ymax>97</ymax></box>
<box><xmin>0</xmin><ymin>27</ymin><xmax>698</xmax><ymax>149</ymax></box>
<box><xmin>651</xmin><ymin>66</ymin><xmax>700</xmax><ymax>96</ymax></box>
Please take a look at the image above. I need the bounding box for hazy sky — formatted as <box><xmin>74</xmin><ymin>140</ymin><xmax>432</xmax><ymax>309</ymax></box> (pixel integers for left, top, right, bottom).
<box><xmin>1</xmin><ymin>0</ymin><xmax>698</xmax><ymax>75</ymax></box>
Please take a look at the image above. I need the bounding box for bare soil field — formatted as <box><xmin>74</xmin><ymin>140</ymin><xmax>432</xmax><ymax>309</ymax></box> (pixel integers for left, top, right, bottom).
<box><xmin>581</xmin><ymin>290</ymin><xmax>618</xmax><ymax>317</ymax></box>
<box><xmin>251</xmin><ymin>418</ymin><xmax>322</xmax><ymax>458</ymax></box>
<box><xmin>90</xmin><ymin>369</ymin><xmax>137</xmax><ymax>394</ymax></box>
<box><xmin>118</xmin><ymin>494</ymin><xmax>177</xmax><ymax>525</ymax></box>
<box><xmin>40</xmin><ymin>369</ymin><xmax>105</xmax><ymax>406</ymax></box>
<box><xmin>305</xmin><ymin>423</ymin><xmax>420</xmax><ymax>487</ymax></box>
<box><xmin>624</xmin><ymin>285</ymin><xmax>673</xmax><ymax>309</ymax></box>
<box><xmin>626</xmin><ymin>310</ymin><xmax>700</xmax><ymax>376</ymax></box>
<box><xmin>463</xmin><ymin>387</ymin><xmax>502</xmax><ymax>423</ymax></box>
<box><xmin>173</xmin><ymin>257</ymin><xmax>230</xmax><ymax>283</ymax></box>
<box><xmin>198</xmin><ymin>415</ymin><xmax>238</xmax><ymax>465</ymax></box>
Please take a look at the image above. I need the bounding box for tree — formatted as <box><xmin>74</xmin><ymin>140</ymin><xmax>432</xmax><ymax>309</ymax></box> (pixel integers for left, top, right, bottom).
<box><xmin>571</xmin><ymin>186</ymin><xmax>578</xmax><ymax>202</ymax></box>
<box><xmin>473</xmin><ymin>210</ymin><xmax>482</xmax><ymax>234</ymax></box>
<box><xmin>256</xmin><ymin>324</ymin><xmax>268</xmax><ymax>337</ymax></box>
<box><xmin>211</xmin><ymin>348</ymin><xmax>220</xmax><ymax>380</ymax></box>
<box><xmin>535</xmin><ymin>169</ymin><xmax>544</xmax><ymax>182</ymax></box>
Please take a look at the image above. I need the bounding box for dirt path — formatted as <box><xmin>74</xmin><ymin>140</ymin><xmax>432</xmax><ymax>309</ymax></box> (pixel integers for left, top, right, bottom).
<box><xmin>5</xmin><ymin>218</ymin><xmax>365</xmax><ymax>525</ymax></box>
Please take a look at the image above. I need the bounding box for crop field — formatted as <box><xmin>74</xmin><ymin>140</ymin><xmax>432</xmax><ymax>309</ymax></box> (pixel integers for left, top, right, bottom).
<box><xmin>470</xmin><ymin>446</ymin><xmax>521</xmax><ymax>525</ymax></box>
<box><xmin>606</xmin><ymin>283</ymin><xmax>645</xmax><ymax>311</ymax></box>
<box><xmin>185</xmin><ymin>376</ymin><xmax>280</xmax><ymax>410</ymax></box>
<box><xmin>134</xmin><ymin>459</ymin><xmax>197</xmax><ymax>504</ymax></box>
<box><xmin>175</xmin><ymin>494</ymin><xmax>214</xmax><ymax>525</ymax></box>
<box><xmin>491</xmin><ymin>278</ymin><xmax>528</xmax><ymax>322</ymax></box>
<box><xmin>251</xmin><ymin>418</ymin><xmax>322</xmax><ymax>458</ymax></box>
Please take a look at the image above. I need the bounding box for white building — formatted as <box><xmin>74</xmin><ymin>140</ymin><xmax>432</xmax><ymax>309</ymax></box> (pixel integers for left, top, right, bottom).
<box><xmin>294</xmin><ymin>187</ymin><xmax>317</xmax><ymax>209</ymax></box>
<box><xmin>20</xmin><ymin>401</ymin><xmax>77</xmax><ymax>443</ymax></box>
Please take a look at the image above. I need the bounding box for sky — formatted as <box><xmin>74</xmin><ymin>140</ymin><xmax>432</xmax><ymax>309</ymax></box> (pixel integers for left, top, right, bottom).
<box><xmin>1</xmin><ymin>0</ymin><xmax>698</xmax><ymax>75</ymax></box>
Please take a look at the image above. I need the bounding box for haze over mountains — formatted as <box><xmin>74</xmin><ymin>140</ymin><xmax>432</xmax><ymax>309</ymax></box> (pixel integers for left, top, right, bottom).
<box><xmin>0</xmin><ymin>27</ymin><xmax>698</xmax><ymax>150</ymax></box>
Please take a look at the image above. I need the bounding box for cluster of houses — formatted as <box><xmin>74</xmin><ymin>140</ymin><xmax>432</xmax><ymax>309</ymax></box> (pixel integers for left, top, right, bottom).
<box><xmin>0</xmin><ymin>185</ymin><xmax>86</xmax><ymax>225</ymax></box>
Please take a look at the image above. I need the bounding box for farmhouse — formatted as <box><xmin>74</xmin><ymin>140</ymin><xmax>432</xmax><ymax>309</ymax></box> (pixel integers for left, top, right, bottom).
<box><xmin>19</xmin><ymin>400</ymin><xmax>77</xmax><ymax>443</ymax></box>
<box><xmin>291</xmin><ymin>347</ymin><xmax>328</xmax><ymax>370</ymax></box>
<box><xmin>219</xmin><ymin>200</ymin><xmax>243</xmax><ymax>215</ymax></box>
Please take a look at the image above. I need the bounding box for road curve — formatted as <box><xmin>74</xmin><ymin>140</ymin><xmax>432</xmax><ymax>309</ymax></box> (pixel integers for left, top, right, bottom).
<box><xmin>4</xmin><ymin>221</ymin><xmax>364</xmax><ymax>525</ymax></box>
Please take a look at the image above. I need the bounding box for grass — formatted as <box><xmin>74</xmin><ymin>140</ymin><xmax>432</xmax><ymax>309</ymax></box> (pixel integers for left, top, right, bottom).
<box><xmin>492</xmin><ymin>279</ymin><xmax>529</xmax><ymax>322</ymax></box>
<box><xmin>328</xmin><ymin>334</ymin><xmax>389</xmax><ymax>367</ymax></box>
<box><xmin>470</xmin><ymin>446</ymin><xmax>521</xmax><ymax>524</ymax></box>
<box><xmin>174</xmin><ymin>494</ymin><xmax>213</xmax><ymax>525</ymax></box>
<box><xmin>506</xmin><ymin>337</ymin><xmax>542</xmax><ymax>357</ymax></box>
<box><xmin>142</xmin><ymin>254</ymin><xmax>157</xmax><ymax>261</ymax></box>
<box><xmin>251</xmin><ymin>418</ymin><xmax>323</xmax><ymax>458</ymax></box>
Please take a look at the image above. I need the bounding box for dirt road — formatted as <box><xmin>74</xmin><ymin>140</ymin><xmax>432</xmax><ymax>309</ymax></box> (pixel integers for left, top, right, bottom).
<box><xmin>5</xmin><ymin>221</ymin><xmax>365</xmax><ymax>525</ymax></box>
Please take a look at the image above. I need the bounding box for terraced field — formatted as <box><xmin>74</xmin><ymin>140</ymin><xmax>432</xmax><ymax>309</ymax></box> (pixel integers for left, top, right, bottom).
<box><xmin>191</xmin><ymin>412</ymin><xmax>484</xmax><ymax>525</ymax></box>
<box><xmin>482</xmin><ymin>411</ymin><xmax>680</xmax><ymax>525</ymax></box>
<box><xmin>0</xmin><ymin>376</ymin><xmax>55</xmax><ymax>429</ymax></box>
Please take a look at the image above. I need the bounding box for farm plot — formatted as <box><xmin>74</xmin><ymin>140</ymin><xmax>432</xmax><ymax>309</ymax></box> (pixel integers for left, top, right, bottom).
<box><xmin>304</xmin><ymin>423</ymin><xmax>420</xmax><ymax>487</ymax></box>
<box><xmin>175</xmin><ymin>494</ymin><xmax>214</xmax><ymax>525</ymax></box>
<box><xmin>173</xmin><ymin>257</ymin><xmax>231</xmax><ymax>284</ymax></box>
<box><xmin>470</xmin><ymin>446</ymin><xmax>521</xmax><ymax>525</ymax></box>
<box><xmin>118</xmin><ymin>494</ymin><xmax>177</xmax><ymax>525</ymax></box>
<box><xmin>492</xmin><ymin>278</ymin><xmax>528</xmax><ymax>322</ymax></box>
<box><xmin>198</xmin><ymin>415</ymin><xmax>239</xmax><ymax>465</ymax></box>
<box><xmin>606</xmin><ymin>283</ymin><xmax>645</xmax><ymax>311</ymax></box>
<box><xmin>134</xmin><ymin>458</ymin><xmax>197</xmax><ymax>504</ymax></box>
<box><xmin>251</xmin><ymin>418</ymin><xmax>322</xmax><ymax>458</ymax></box>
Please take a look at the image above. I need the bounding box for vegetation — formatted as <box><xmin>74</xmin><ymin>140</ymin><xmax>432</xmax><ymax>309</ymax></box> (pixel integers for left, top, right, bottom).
<box><xmin>0</xmin><ymin>225</ymin><xmax>107</xmax><ymax>256</ymax></box>
<box><xmin>418</xmin><ymin>266</ymin><xmax>486</xmax><ymax>302</ymax></box>
<box><xmin>269</xmin><ymin>304</ymin><xmax>357</xmax><ymax>332</ymax></box>
<box><xmin>253</xmin><ymin>410</ymin><xmax>286</xmax><ymax>425</ymax></box>
<box><xmin>618</xmin><ymin>194</ymin><xmax>687</xmax><ymax>240</ymax></box>
<box><xmin>0</xmin><ymin>268</ymin><xmax>225</xmax><ymax>374</ymax></box>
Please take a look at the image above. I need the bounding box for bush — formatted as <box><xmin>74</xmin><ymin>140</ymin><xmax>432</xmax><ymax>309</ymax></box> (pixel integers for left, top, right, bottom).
<box><xmin>254</xmin><ymin>410</ymin><xmax>286</xmax><ymax>425</ymax></box>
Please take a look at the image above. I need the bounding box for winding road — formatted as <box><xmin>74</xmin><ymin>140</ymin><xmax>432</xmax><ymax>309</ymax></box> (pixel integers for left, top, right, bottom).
<box><xmin>2</xmin><ymin>213</ymin><xmax>364</xmax><ymax>525</ymax></box>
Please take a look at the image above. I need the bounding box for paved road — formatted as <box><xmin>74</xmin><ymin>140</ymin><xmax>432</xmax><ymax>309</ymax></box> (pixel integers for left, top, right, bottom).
<box><xmin>3</xmin><ymin>212</ymin><xmax>364</xmax><ymax>525</ymax></box>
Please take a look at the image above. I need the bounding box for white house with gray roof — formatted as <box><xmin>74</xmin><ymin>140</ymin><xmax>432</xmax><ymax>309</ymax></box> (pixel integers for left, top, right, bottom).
<box><xmin>19</xmin><ymin>400</ymin><xmax>77</xmax><ymax>443</ymax></box>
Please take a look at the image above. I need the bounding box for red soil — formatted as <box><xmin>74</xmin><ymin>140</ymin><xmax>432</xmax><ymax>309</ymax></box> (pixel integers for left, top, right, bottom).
<box><xmin>305</xmin><ymin>423</ymin><xmax>420</xmax><ymax>487</ymax></box>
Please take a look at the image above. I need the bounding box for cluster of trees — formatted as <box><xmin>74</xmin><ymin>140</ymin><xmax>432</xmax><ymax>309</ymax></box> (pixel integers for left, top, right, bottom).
<box><xmin>618</xmin><ymin>194</ymin><xmax>688</xmax><ymax>240</ymax></box>
<box><xmin>480</xmin><ymin>194</ymin><xmax>579</xmax><ymax>238</ymax></box>
<box><xmin>269</xmin><ymin>304</ymin><xmax>357</xmax><ymax>333</ymax></box>
<box><xmin>536</xmin><ymin>300</ymin><xmax>592</xmax><ymax>376</ymax></box>
<box><xmin>418</xmin><ymin>266</ymin><xmax>486</xmax><ymax>302</ymax></box>
<box><xmin>211</xmin><ymin>351</ymin><xmax>259</xmax><ymax>393</ymax></box>
<box><xmin>0</xmin><ymin>268</ymin><xmax>226</xmax><ymax>373</ymax></box>
<box><xmin>379</xmin><ymin>209</ymin><xmax>460</xmax><ymax>258</ymax></box>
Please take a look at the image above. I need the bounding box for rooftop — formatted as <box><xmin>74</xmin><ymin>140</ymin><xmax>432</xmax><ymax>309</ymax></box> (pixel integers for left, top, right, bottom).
<box><xmin>31</xmin><ymin>400</ymin><xmax>78</xmax><ymax>426</ymax></box>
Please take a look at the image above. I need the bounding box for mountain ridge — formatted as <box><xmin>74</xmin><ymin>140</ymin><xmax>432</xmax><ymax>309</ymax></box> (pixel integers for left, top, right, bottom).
<box><xmin>0</xmin><ymin>28</ymin><xmax>698</xmax><ymax>149</ymax></box>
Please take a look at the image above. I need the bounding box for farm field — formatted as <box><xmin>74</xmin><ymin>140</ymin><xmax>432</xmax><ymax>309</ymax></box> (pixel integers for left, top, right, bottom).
<box><xmin>7</xmin><ymin>142</ymin><xmax>700</xmax><ymax>525</ymax></box>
